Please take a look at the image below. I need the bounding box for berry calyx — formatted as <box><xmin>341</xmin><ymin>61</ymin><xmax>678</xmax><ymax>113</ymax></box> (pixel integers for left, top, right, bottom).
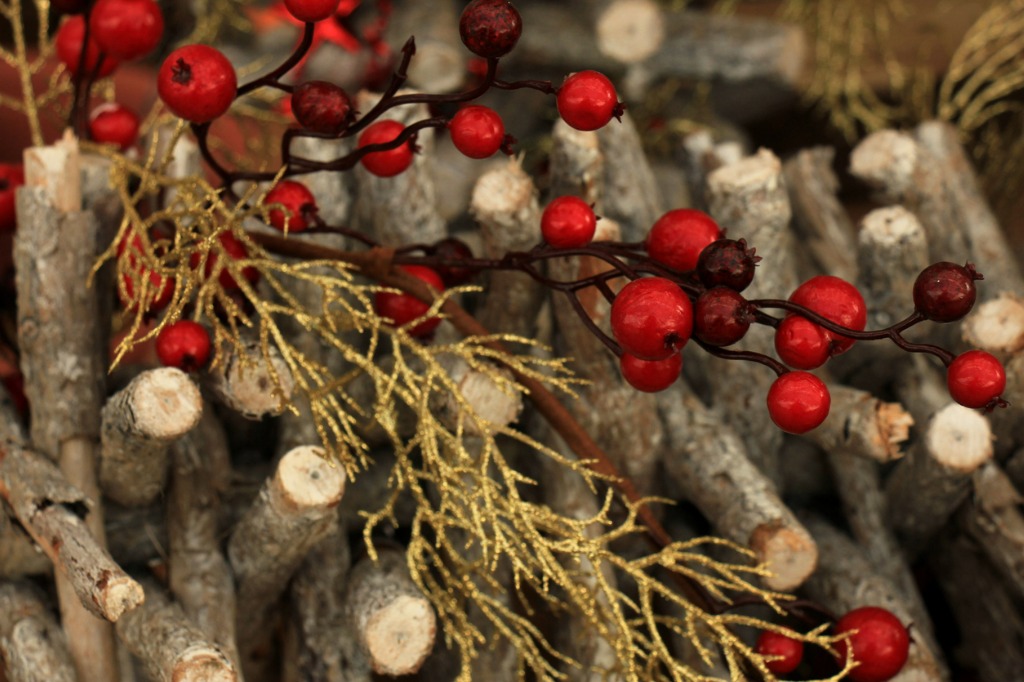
<box><xmin>358</xmin><ymin>120</ymin><xmax>414</xmax><ymax>178</ymax></box>
<box><xmin>283</xmin><ymin>0</ymin><xmax>342</xmax><ymax>22</ymax></box>
<box><xmin>374</xmin><ymin>265</ymin><xmax>445</xmax><ymax>338</ymax></box>
<box><xmin>789</xmin><ymin>275</ymin><xmax>867</xmax><ymax>355</ymax></box>
<box><xmin>0</xmin><ymin>164</ymin><xmax>25</xmax><ymax>234</ymax></box>
<box><xmin>610</xmin><ymin>277</ymin><xmax>693</xmax><ymax>361</ymax></box>
<box><xmin>697</xmin><ymin>238</ymin><xmax>758</xmax><ymax>292</ymax></box>
<box><xmin>767</xmin><ymin>371</ymin><xmax>831</xmax><ymax>434</ymax></box>
<box><xmin>189</xmin><ymin>232</ymin><xmax>260</xmax><ymax>291</ymax></box>
<box><xmin>620</xmin><ymin>352</ymin><xmax>682</xmax><ymax>393</ymax></box>
<box><xmin>89</xmin><ymin>0</ymin><xmax>164</xmax><ymax>61</ymax></box>
<box><xmin>947</xmin><ymin>350</ymin><xmax>1006</xmax><ymax>409</ymax></box>
<box><xmin>834</xmin><ymin>607</ymin><xmax>910</xmax><ymax>682</ymax></box>
<box><xmin>56</xmin><ymin>15</ymin><xmax>119</xmax><ymax>77</ymax></box>
<box><xmin>459</xmin><ymin>0</ymin><xmax>523</xmax><ymax>59</ymax></box>
<box><xmin>557</xmin><ymin>70</ymin><xmax>620</xmax><ymax>132</ymax></box>
<box><xmin>291</xmin><ymin>81</ymin><xmax>352</xmax><ymax>135</ymax></box>
<box><xmin>775</xmin><ymin>315</ymin><xmax>831</xmax><ymax>370</ymax></box>
<box><xmin>156</xmin><ymin>320</ymin><xmax>211</xmax><ymax>372</ymax></box>
<box><xmin>89</xmin><ymin>103</ymin><xmax>140</xmax><ymax>150</ymax></box>
<box><xmin>264</xmin><ymin>180</ymin><xmax>317</xmax><ymax>233</ymax></box>
<box><xmin>756</xmin><ymin>630</ymin><xmax>803</xmax><ymax>675</ymax></box>
<box><xmin>158</xmin><ymin>45</ymin><xmax>237</xmax><ymax>124</ymax></box>
<box><xmin>646</xmin><ymin>209</ymin><xmax>723</xmax><ymax>272</ymax></box>
<box><xmin>693</xmin><ymin>287</ymin><xmax>751</xmax><ymax>347</ymax></box>
<box><xmin>913</xmin><ymin>262</ymin><xmax>980</xmax><ymax>323</ymax></box>
<box><xmin>449</xmin><ymin>105</ymin><xmax>505</xmax><ymax>159</ymax></box>
<box><xmin>541</xmin><ymin>196</ymin><xmax>597</xmax><ymax>249</ymax></box>
<box><xmin>433</xmin><ymin>237</ymin><xmax>476</xmax><ymax>287</ymax></box>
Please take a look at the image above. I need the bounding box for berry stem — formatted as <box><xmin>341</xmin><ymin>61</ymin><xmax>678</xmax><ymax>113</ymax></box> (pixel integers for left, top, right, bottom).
<box><xmin>236</xmin><ymin>21</ymin><xmax>316</xmax><ymax>97</ymax></box>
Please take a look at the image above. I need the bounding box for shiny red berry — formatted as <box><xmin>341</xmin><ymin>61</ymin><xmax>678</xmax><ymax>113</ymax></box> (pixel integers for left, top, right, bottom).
<box><xmin>375</xmin><ymin>265</ymin><xmax>445</xmax><ymax>338</ymax></box>
<box><xmin>433</xmin><ymin>237</ymin><xmax>476</xmax><ymax>287</ymax></box>
<box><xmin>947</xmin><ymin>350</ymin><xmax>1006</xmax><ymax>408</ymax></box>
<box><xmin>284</xmin><ymin>0</ymin><xmax>342</xmax><ymax>22</ymax></box>
<box><xmin>291</xmin><ymin>81</ymin><xmax>351</xmax><ymax>135</ymax></box>
<box><xmin>646</xmin><ymin>209</ymin><xmax>722</xmax><ymax>272</ymax></box>
<box><xmin>56</xmin><ymin>15</ymin><xmax>119</xmax><ymax>77</ymax></box>
<box><xmin>0</xmin><ymin>164</ymin><xmax>25</xmax><ymax>234</ymax></box>
<box><xmin>156</xmin><ymin>320</ymin><xmax>211</xmax><ymax>372</ymax></box>
<box><xmin>913</xmin><ymin>262</ymin><xmax>979</xmax><ymax>322</ymax></box>
<box><xmin>557</xmin><ymin>70</ymin><xmax>619</xmax><ymax>132</ymax></box>
<box><xmin>265</xmin><ymin>180</ymin><xmax>317</xmax><ymax>232</ymax></box>
<box><xmin>358</xmin><ymin>120</ymin><xmax>414</xmax><ymax>178</ymax></box>
<box><xmin>775</xmin><ymin>315</ymin><xmax>831</xmax><ymax>370</ymax></box>
<box><xmin>834</xmin><ymin>607</ymin><xmax>910</xmax><ymax>682</ymax></box>
<box><xmin>89</xmin><ymin>103</ymin><xmax>140</xmax><ymax>150</ymax></box>
<box><xmin>756</xmin><ymin>631</ymin><xmax>803</xmax><ymax>675</ymax></box>
<box><xmin>90</xmin><ymin>0</ymin><xmax>164</xmax><ymax>61</ymax></box>
<box><xmin>610</xmin><ymin>277</ymin><xmax>693</xmax><ymax>361</ymax></box>
<box><xmin>620</xmin><ymin>352</ymin><xmax>682</xmax><ymax>393</ymax></box>
<box><xmin>697</xmin><ymin>238</ymin><xmax>758</xmax><ymax>292</ymax></box>
<box><xmin>789</xmin><ymin>275</ymin><xmax>867</xmax><ymax>355</ymax></box>
<box><xmin>158</xmin><ymin>45</ymin><xmax>237</xmax><ymax>124</ymax></box>
<box><xmin>693</xmin><ymin>287</ymin><xmax>750</xmax><ymax>347</ymax></box>
<box><xmin>541</xmin><ymin>196</ymin><xmax>597</xmax><ymax>249</ymax></box>
<box><xmin>449</xmin><ymin>105</ymin><xmax>505</xmax><ymax>159</ymax></box>
<box><xmin>767</xmin><ymin>371</ymin><xmax>830</xmax><ymax>434</ymax></box>
<box><xmin>459</xmin><ymin>0</ymin><xmax>522</xmax><ymax>59</ymax></box>
<box><xmin>189</xmin><ymin>232</ymin><xmax>259</xmax><ymax>291</ymax></box>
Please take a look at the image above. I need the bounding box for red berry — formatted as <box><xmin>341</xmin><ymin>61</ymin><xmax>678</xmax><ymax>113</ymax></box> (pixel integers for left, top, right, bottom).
<box><xmin>0</xmin><ymin>164</ymin><xmax>25</xmax><ymax>234</ymax></box>
<box><xmin>156</xmin><ymin>320</ymin><xmax>212</xmax><ymax>372</ymax></box>
<box><xmin>947</xmin><ymin>350</ymin><xmax>1006</xmax><ymax>408</ymax></box>
<box><xmin>789</xmin><ymin>275</ymin><xmax>867</xmax><ymax>355</ymax></box>
<box><xmin>913</xmin><ymin>262</ymin><xmax>979</xmax><ymax>322</ymax></box>
<box><xmin>646</xmin><ymin>209</ymin><xmax>722</xmax><ymax>272</ymax></box>
<box><xmin>557</xmin><ymin>70</ymin><xmax>619</xmax><ymax>132</ymax></box>
<box><xmin>433</xmin><ymin>237</ymin><xmax>476</xmax><ymax>287</ymax></box>
<box><xmin>697</xmin><ymin>238</ymin><xmax>758</xmax><ymax>292</ymax></box>
<box><xmin>291</xmin><ymin>81</ymin><xmax>351</xmax><ymax>135</ymax></box>
<box><xmin>693</xmin><ymin>287</ymin><xmax>750</xmax><ymax>347</ymax></box>
<box><xmin>541</xmin><ymin>196</ymin><xmax>597</xmax><ymax>249</ymax></box>
<box><xmin>89</xmin><ymin>103</ymin><xmax>140</xmax><ymax>150</ymax></box>
<box><xmin>264</xmin><ymin>180</ymin><xmax>317</xmax><ymax>232</ymax></box>
<box><xmin>449</xmin><ymin>105</ymin><xmax>505</xmax><ymax>159</ymax></box>
<box><xmin>374</xmin><ymin>265</ymin><xmax>445</xmax><ymax>338</ymax></box>
<box><xmin>775</xmin><ymin>315</ymin><xmax>831</xmax><ymax>370</ymax></box>
<box><xmin>189</xmin><ymin>232</ymin><xmax>260</xmax><ymax>291</ymax></box>
<box><xmin>756</xmin><ymin>631</ymin><xmax>803</xmax><ymax>675</ymax></box>
<box><xmin>358</xmin><ymin>120</ymin><xmax>414</xmax><ymax>178</ymax></box>
<box><xmin>610</xmin><ymin>277</ymin><xmax>693</xmax><ymax>361</ymax></box>
<box><xmin>767</xmin><ymin>372</ymin><xmax>830</xmax><ymax>434</ymax></box>
<box><xmin>89</xmin><ymin>0</ymin><xmax>164</xmax><ymax>61</ymax></box>
<box><xmin>283</xmin><ymin>0</ymin><xmax>342</xmax><ymax>22</ymax></box>
<box><xmin>158</xmin><ymin>45</ymin><xmax>237</xmax><ymax>124</ymax></box>
<box><xmin>56</xmin><ymin>15</ymin><xmax>119</xmax><ymax>78</ymax></box>
<box><xmin>620</xmin><ymin>352</ymin><xmax>682</xmax><ymax>393</ymax></box>
<box><xmin>459</xmin><ymin>0</ymin><xmax>522</xmax><ymax>59</ymax></box>
<box><xmin>834</xmin><ymin>607</ymin><xmax>910</xmax><ymax>682</ymax></box>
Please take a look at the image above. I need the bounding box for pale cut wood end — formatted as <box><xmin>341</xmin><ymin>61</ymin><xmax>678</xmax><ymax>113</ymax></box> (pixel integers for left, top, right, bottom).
<box><xmin>274</xmin><ymin>446</ymin><xmax>346</xmax><ymax>510</ymax></box>
<box><xmin>365</xmin><ymin>594</ymin><xmax>436</xmax><ymax>676</ymax></box>
<box><xmin>750</xmin><ymin>523</ymin><xmax>818</xmax><ymax>592</ymax></box>
<box><xmin>132</xmin><ymin>368</ymin><xmax>203</xmax><ymax>439</ymax></box>
<box><xmin>926</xmin><ymin>403</ymin><xmax>993</xmax><ymax>474</ymax></box>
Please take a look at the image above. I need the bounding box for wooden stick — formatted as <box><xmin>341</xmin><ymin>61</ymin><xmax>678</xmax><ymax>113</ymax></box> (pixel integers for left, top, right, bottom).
<box><xmin>433</xmin><ymin>354</ymin><xmax>522</xmax><ymax>437</ymax></box>
<box><xmin>591</xmin><ymin>0</ymin><xmax>665</xmax><ymax>65</ymax></box>
<box><xmin>961</xmin><ymin>293</ymin><xmax>1024</xmax><ymax>359</ymax></box>
<box><xmin>958</xmin><ymin>462</ymin><xmax>1024</xmax><ymax>600</ymax></box>
<box><xmin>345</xmin><ymin>546</ymin><xmax>436</xmax><ymax>677</ymax></box>
<box><xmin>206</xmin><ymin>340</ymin><xmax>295</xmax><ymax>420</ymax></box>
<box><xmin>595</xmin><ymin>111</ymin><xmax>664</xmax><ymax>243</ymax></box>
<box><xmin>0</xmin><ymin>372</ymin><xmax>25</xmax><ymax>446</ymax></box>
<box><xmin>0</xmin><ymin>581</ymin><xmax>77</xmax><ymax>682</ymax></box>
<box><xmin>804</xmin><ymin>385</ymin><xmax>913</xmax><ymax>464</ymax></box>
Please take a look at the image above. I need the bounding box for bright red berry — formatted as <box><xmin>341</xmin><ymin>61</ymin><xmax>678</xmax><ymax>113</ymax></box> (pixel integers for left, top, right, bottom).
<box><xmin>767</xmin><ymin>371</ymin><xmax>831</xmax><ymax>434</ymax></box>
<box><xmin>358</xmin><ymin>120</ymin><xmax>414</xmax><ymax>178</ymax></box>
<box><xmin>0</xmin><ymin>164</ymin><xmax>25</xmax><ymax>234</ymax></box>
<box><xmin>610</xmin><ymin>277</ymin><xmax>693</xmax><ymax>361</ymax></box>
<box><xmin>189</xmin><ymin>232</ymin><xmax>260</xmax><ymax>291</ymax></box>
<box><xmin>775</xmin><ymin>315</ymin><xmax>831</xmax><ymax>370</ymax></box>
<box><xmin>947</xmin><ymin>350</ymin><xmax>1006</xmax><ymax>408</ymax></box>
<box><xmin>541</xmin><ymin>196</ymin><xmax>597</xmax><ymax>249</ymax></box>
<box><xmin>834</xmin><ymin>607</ymin><xmax>910</xmax><ymax>682</ymax></box>
<box><xmin>156</xmin><ymin>320</ymin><xmax>212</xmax><ymax>372</ymax></box>
<box><xmin>459</xmin><ymin>0</ymin><xmax>523</xmax><ymax>59</ymax></box>
<box><xmin>374</xmin><ymin>265</ymin><xmax>445</xmax><ymax>338</ymax></box>
<box><xmin>158</xmin><ymin>45</ymin><xmax>237</xmax><ymax>124</ymax></box>
<box><xmin>264</xmin><ymin>180</ymin><xmax>317</xmax><ymax>232</ymax></box>
<box><xmin>56</xmin><ymin>15</ymin><xmax>119</xmax><ymax>78</ymax></box>
<box><xmin>913</xmin><ymin>262</ymin><xmax>980</xmax><ymax>323</ymax></box>
<box><xmin>557</xmin><ymin>70</ymin><xmax>619</xmax><ymax>132</ymax></box>
<box><xmin>756</xmin><ymin>631</ymin><xmax>803</xmax><ymax>675</ymax></box>
<box><xmin>693</xmin><ymin>287</ymin><xmax>750</xmax><ymax>347</ymax></box>
<box><xmin>433</xmin><ymin>237</ymin><xmax>476</xmax><ymax>287</ymax></box>
<box><xmin>697</xmin><ymin>238</ymin><xmax>758</xmax><ymax>292</ymax></box>
<box><xmin>620</xmin><ymin>352</ymin><xmax>682</xmax><ymax>393</ymax></box>
<box><xmin>89</xmin><ymin>103</ymin><xmax>140</xmax><ymax>150</ymax></box>
<box><xmin>291</xmin><ymin>81</ymin><xmax>351</xmax><ymax>135</ymax></box>
<box><xmin>449</xmin><ymin>105</ymin><xmax>505</xmax><ymax>159</ymax></box>
<box><xmin>89</xmin><ymin>0</ymin><xmax>164</xmax><ymax>61</ymax></box>
<box><xmin>646</xmin><ymin>209</ymin><xmax>722</xmax><ymax>272</ymax></box>
<box><xmin>789</xmin><ymin>275</ymin><xmax>867</xmax><ymax>355</ymax></box>
<box><xmin>284</xmin><ymin>0</ymin><xmax>342</xmax><ymax>22</ymax></box>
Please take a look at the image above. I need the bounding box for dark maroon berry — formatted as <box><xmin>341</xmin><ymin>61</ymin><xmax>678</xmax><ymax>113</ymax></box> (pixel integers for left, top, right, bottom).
<box><xmin>459</xmin><ymin>0</ymin><xmax>522</xmax><ymax>59</ymax></box>
<box><xmin>433</xmin><ymin>237</ymin><xmax>476</xmax><ymax>286</ymax></box>
<box><xmin>292</xmin><ymin>81</ymin><xmax>352</xmax><ymax>135</ymax></box>
<box><xmin>913</xmin><ymin>262</ymin><xmax>980</xmax><ymax>322</ymax></box>
<box><xmin>694</xmin><ymin>287</ymin><xmax>751</xmax><ymax>346</ymax></box>
<box><xmin>697</xmin><ymin>238</ymin><xmax>758</xmax><ymax>292</ymax></box>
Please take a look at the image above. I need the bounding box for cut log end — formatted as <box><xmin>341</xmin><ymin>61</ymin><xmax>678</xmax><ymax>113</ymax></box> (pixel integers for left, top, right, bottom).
<box><xmin>858</xmin><ymin>205</ymin><xmax>925</xmax><ymax>246</ymax></box>
<box><xmin>962</xmin><ymin>293</ymin><xmax>1024</xmax><ymax>356</ymax></box>
<box><xmin>132</xmin><ymin>368</ymin><xmax>203</xmax><ymax>439</ymax></box>
<box><xmin>100</xmin><ymin>577</ymin><xmax>146</xmax><ymax>622</ymax></box>
<box><xmin>595</xmin><ymin>0</ymin><xmax>665</xmax><ymax>64</ymax></box>
<box><xmin>876</xmin><ymin>401</ymin><xmax>914</xmax><ymax>460</ymax></box>
<box><xmin>707</xmin><ymin>148</ymin><xmax>782</xmax><ymax>193</ymax></box>
<box><xmin>274</xmin><ymin>446</ymin><xmax>346</xmax><ymax>510</ymax></box>
<box><xmin>926</xmin><ymin>403</ymin><xmax>993</xmax><ymax>474</ymax></box>
<box><xmin>470</xmin><ymin>159</ymin><xmax>535</xmax><ymax>218</ymax></box>
<box><xmin>172</xmin><ymin>646</ymin><xmax>236</xmax><ymax>682</ymax></box>
<box><xmin>849</xmin><ymin>130</ymin><xmax>918</xmax><ymax>192</ymax></box>
<box><xmin>364</xmin><ymin>594</ymin><xmax>437</xmax><ymax>676</ymax></box>
<box><xmin>750</xmin><ymin>523</ymin><xmax>818</xmax><ymax>591</ymax></box>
